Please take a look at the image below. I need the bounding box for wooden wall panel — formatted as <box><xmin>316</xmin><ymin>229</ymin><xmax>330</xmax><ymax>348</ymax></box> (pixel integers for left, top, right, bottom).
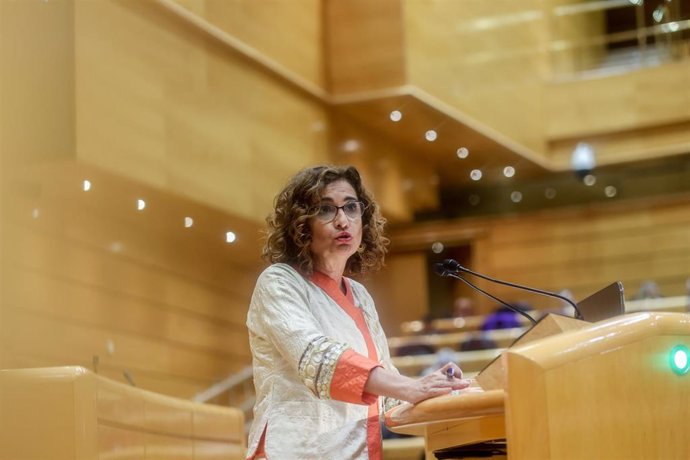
<box><xmin>403</xmin><ymin>0</ymin><xmax>548</xmax><ymax>155</ymax></box>
<box><xmin>481</xmin><ymin>198</ymin><xmax>690</xmax><ymax>303</ymax></box>
<box><xmin>0</xmin><ymin>0</ymin><xmax>75</xmax><ymax>162</ymax></box>
<box><xmin>364</xmin><ymin>252</ymin><xmax>429</xmax><ymax>336</ymax></box>
<box><xmin>74</xmin><ymin>0</ymin><xmax>331</xmax><ymax>222</ymax></box>
<box><xmin>173</xmin><ymin>0</ymin><xmax>325</xmax><ymax>89</ymax></box>
<box><xmin>1</xmin><ymin>164</ymin><xmax>259</xmax><ymax>398</ymax></box>
<box><xmin>546</xmin><ymin>0</ymin><xmax>606</xmax><ymax>76</ymax></box>
<box><xmin>5</xmin><ymin>268</ymin><xmax>249</xmax><ymax>357</ymax></box>
<box><xmin>545</xmin><ymin>61</ymin><xmax>690</xmax><ymax>169</ymax></box>
<box><xmin>323</xmin><ymin>0</ymin><xmax>406</xmax><ymax>95</ymax></box>
<box><xmin>3</xmin><ymin>353</ymin><xmax>208</xmax><ymax>399</ymax></box>
<box><xmin>3</xmin><ymin>309</ymin><xmax>242</xmax><ymax>380</ymax></box>
<box><xmin>546</xmin><ymin>60</ymin><xmax>690</xmax><ymax>140</ymax></box>
<box><xmin>378</xmin><ymin>195</ymin><xmax>690</xmax><ymax>317</ymax></box>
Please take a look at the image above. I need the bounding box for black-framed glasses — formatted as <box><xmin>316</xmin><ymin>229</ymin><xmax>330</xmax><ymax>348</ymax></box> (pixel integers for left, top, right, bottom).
<box><xmin>314</xmin><ymin>201</ymin><xmax>365</xmax><ymax>222</ymax></box>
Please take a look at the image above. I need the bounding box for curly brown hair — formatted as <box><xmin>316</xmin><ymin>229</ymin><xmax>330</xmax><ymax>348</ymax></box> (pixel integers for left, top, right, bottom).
<box><xmin>263</xmin><ymin>165</ymin><xmax>389</xmax><ymax>276</ymax></box>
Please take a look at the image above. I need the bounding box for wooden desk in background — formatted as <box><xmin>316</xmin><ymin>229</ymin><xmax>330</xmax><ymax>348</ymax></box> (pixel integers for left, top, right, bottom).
<box><xmin>398</xmin><ymin>295</ymin><xmax>689</xmax><ymax>336</ymax></box>
<box><xmin>388</xmin><ymin>327</ymin><xmax>527</xmax><ymax>354</ymax></box>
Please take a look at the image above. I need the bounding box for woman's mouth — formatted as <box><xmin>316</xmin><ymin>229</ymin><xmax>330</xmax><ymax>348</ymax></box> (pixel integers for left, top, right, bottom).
<box><xmin>335</xmin><ymin>232</ymin><xmax>352</xmax><ymax>243</ymax></box>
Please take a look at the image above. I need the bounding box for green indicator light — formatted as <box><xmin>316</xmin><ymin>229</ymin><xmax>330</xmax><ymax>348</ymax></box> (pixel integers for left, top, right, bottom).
<box><xmin>670</xmin><ymin>345</ymin><xmax>690</xmax><ymax>376</ymax></box>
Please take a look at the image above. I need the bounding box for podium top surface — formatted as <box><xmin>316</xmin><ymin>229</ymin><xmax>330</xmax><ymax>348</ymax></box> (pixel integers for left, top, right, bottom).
<box><xmin>509</xmin><ymin>311</ymin><xmax>690</xmax><ymax>366</ymax></box>
<box><xmin>386</xmin><ymin>388</ymin><xmax>504</xmax><ymax>433</ymax></box>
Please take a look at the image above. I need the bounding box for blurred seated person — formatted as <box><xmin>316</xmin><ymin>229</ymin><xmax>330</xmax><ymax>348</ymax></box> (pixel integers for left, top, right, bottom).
<box><xmin>421</xmin><ymin>348</ymin><xmax>457</xmax><ymax>377</ymax></box>
<box><xmin>460</xmin><ymin>332</ymin><xmax>498</xmax><ymax>351</ymax></box>
<box><xmin>452</xmin><ymin>296</ymin><xmax>475</xmax><ymax>318</ymax></box>
<box><xmin>395</xmin><ymin>314</ymin><xmax>436</xmax><ymax>357</ymax></box>
<box><xmin>634</xmin><ymin>280</ymin><xmax>662</xmax><ymax>300</ymax></box>
<box><xmin>395</xmin><ymin>341</ymin><xmax>436</xmax><ymax>357</ymax></box>
<box><xmin>481</xmin><ymin>302</ymin><xmax>531</xmax><ymax>331</ymax></box>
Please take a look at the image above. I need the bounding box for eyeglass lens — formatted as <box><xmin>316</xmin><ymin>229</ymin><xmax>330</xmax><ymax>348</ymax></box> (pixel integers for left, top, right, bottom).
<box><xmin>317</xmin><ymin>202</ymin><xmax>363</xmax><ymax>221</ymax></box>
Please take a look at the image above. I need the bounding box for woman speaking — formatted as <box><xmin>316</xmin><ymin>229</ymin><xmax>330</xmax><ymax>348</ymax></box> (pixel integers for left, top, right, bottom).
<box><xmin>246</xmin><ymin>165</ymin><xmax>469</xmax><ymax>459</ymax></box>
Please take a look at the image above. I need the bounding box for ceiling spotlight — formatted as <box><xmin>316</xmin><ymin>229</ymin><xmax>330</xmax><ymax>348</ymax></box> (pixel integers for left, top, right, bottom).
<box><xmin>653</xmin><ymin>5</ymin><xmax>666</xmax><ymax>23</ymax></box>
<box><xmin>389</xmin><ymin>110</ymin><xmax>402</xmax><ymax>122</ymax></box>
<box><xmin>456</xmin><ymin>147</ymin><xmax>469</xmax><ymax>159</ymax></box>
<box><xmin>342</xmin><ymin>139</ymin><xmax>360</xmax><ymax>153</ymax></box>
<box><xmin>83</xmin><ymin>180</ymin><xmax>92</xmax><ymax>191</ymax></box>
<box><xmin>503</xmin><ymin>166</ymin><xmax>515</xmax><ymax>178</ymax></box>
<box><xmin>510</xmin><ymin>191</ymin><xmax>523</xmax><ymax>203</ymax></box>
<box><xmin>583</xmin><ymin>174</ymin><xmax>596</xmax><ymax>186</ymax></box>
<box><xmin>425</xmin><ymin>130</ymin><xmax>437</xmax><ymax>142</ymax></box>
<box><xmin>184</xmin><ymin>217</ymin><xmax>194</xmax><ymax>228</ymax></box>
<box><xmin>605</xmin><ymin>186</ymin><xmax>617</xmax><ymax>197</ymax></box>
<box><xmin>470</xmin><ymin>169</ymin><xmax>482</xmax><ymax>181</ymax></box>
<box><xmin>137</xmin><ymin>199</ymin><xmax>146</xmax><ymax>211</ymax></box>
<box><xmin>431</xmin><ymin>242</ymin><xmax>444</xmax><ymax>254</ymax></box>
<box><xmin>662</xmin><ymin>22</ymin><xmax>680</xmax><ymax>33</ymax></box>
<box><xmin>571</xmin><ymin>142</ymin><xmax>596</xmax><ymax>179</ymax></box>
<box><xmin>226</xmin><ymin>231</ymin><xmax>237</xmax><ymax>243</ymax></box>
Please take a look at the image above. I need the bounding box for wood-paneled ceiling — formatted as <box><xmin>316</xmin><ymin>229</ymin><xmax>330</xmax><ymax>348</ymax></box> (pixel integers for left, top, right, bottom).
<box><xmin>332</xmin><ymin>91</ymin><xmax>551</xmax><ymax>188</ymax></box>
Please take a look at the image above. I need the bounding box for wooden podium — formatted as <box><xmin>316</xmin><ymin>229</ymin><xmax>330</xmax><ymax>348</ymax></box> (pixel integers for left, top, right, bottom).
<box><xmin>0</xmin><ymin>366</ymin><xmax>246</xmax><ymax>459</ymax></box>
<box><xmin>386</xmin><ymin>312</ymin><xmax>690</xmax><ymax>459</ymax></box>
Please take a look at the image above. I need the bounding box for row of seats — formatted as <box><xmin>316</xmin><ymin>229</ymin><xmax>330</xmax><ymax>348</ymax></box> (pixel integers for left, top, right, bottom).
<box><xmin>389</xmin><ymin>295</ymin><xmax>690</xmax><ymax>376</ymax></box>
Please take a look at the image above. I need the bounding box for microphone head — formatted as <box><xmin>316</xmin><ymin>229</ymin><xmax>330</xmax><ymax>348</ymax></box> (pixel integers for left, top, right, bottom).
<box><xmin>443</xmin><ymin>259</ymin><xmax>462</xmax><ymax>272</ymax></box>
<box><xmin>433</xmin><ymin>262</ymin><xmax>447</xmax><ymax>276</ymax></box>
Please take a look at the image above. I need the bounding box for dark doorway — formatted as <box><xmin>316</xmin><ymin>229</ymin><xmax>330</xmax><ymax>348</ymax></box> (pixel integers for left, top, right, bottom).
<box><xmin>426</xmin><ymin>244</ymin><xmax>473</xmax><ymax>319</ymax></box>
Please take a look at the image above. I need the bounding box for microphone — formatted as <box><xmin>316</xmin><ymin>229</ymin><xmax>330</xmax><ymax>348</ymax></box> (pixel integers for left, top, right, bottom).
<box><xmin>439</xmin><ymin>259</ymin><xmax>584</xmax><ymax>320</ymax></box>
<box><xmin>434</xmin><ymin>263</ymin><xmax>537</xmax><ymax>324</ymax></box>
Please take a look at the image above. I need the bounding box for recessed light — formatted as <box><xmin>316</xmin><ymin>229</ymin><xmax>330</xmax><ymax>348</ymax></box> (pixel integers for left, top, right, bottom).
<box><xmin>456</xmin><ymin>147</ymin><xmax>469</xmax><ymax>159</ymax></box>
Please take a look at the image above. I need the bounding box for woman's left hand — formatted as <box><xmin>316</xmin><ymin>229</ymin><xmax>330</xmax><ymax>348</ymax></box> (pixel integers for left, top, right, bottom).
<box><xmin>405</xmin><ymin>362</ymin><xmax>471</xmax><ymax>403</ymax></box>
<box><xmin>438</xmin><ymin>361</ymin><xmax>464</xmax><ymax>381</ymax></box>
<box><xmin>365</xmin><ymin>362</ymin><xmax>471</xmax><ymax>404</ymax></box>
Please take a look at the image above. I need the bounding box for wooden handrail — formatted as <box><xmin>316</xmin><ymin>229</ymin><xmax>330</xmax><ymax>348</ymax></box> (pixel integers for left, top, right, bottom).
<box><xmin>193</xmin><ymin>365</ymin><xmax>254</xmax><ymax>403</ymax></box>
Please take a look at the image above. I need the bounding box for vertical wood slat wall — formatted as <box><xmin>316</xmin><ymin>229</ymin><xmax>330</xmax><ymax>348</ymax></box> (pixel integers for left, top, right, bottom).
<box><xmin>0</xmin><ymin>0</ymin><xmax>330</xmax><ymax>399</ymax></box>
<box><xmin>2</xmin><ymin>164</ymin><xmax>264</xmax><ymax>398</ymax></box>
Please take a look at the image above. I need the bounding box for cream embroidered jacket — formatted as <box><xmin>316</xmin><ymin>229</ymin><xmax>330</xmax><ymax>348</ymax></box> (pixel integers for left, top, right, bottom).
<box><xmin>245</xmin><ymin>263</ymin><xmax>400</xmax><ymax>459</ymax></box>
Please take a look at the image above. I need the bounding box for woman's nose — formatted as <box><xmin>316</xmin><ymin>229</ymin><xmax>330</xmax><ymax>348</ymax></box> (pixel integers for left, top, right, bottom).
<box><xmin>333</xmin><ymin>208</ymin><xmax>349</xmax><ymax>228</ymax></box>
